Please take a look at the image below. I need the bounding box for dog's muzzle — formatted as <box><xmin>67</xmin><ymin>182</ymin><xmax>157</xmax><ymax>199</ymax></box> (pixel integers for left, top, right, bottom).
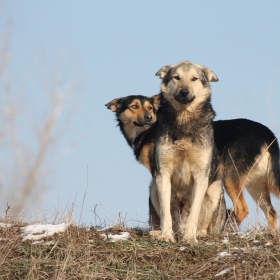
<box><xmin>174</xmin><ymin>89</ymin><xmax>195</xmax><ymax>104</ymax></box>
<box><xmin>133</xmin><ymin>114</ymin><xmax>154</xmax><ymax>127</ymax></box>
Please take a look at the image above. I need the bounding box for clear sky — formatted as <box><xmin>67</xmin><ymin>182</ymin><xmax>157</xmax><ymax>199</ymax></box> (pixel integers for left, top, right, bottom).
<box><xmin>1</xmin><ymin>1</ymin><xmax>280</xmax><ymax>228</ymax></box>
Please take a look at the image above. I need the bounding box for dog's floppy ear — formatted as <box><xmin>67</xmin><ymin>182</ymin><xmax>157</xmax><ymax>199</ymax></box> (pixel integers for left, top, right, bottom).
<box><xmin>105</xmin><ymin>98</ymin><xmax>123</xmax><ymax>112</ymax></box>
<box><xmin>155</xmin><ymin>65</ymin><xmax>171</xmax><ymax>79</ymax></box>
<box><xmin>204</xmin><ymin>68</ymin><xmax>219</xmax><ymax>82</ymax></box>
<box><xmin>193</xmin><ymin>62</ymin><xmax>219</xmax><ymax>82</ymax></box>
<box><xmin>151</xmin><ymin>94</ymin><xmax>161</xmax><ymax>110</ymax></box>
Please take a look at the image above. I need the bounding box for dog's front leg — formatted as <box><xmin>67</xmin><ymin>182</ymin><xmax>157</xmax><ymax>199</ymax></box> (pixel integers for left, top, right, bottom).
<box><xmin>156</xmin><ymin>171</ymin><xmax>175</xmax><ymax>242</ymax></box>
<box><xmin>181</xmin><ymin>175</ymin><xmax>209</xmax><ymax>243</ymax></box>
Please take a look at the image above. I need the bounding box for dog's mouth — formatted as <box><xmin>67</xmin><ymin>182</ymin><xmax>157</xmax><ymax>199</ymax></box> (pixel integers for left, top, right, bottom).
<box><xmin>174</xmin><ymin>93</ymin><xmax>195</xmax><ymax>104</ymax></box>
<box><xmin>133</xmin><ymin>121</ymin><xmax>153</xmax><ymax>127</ymax></box>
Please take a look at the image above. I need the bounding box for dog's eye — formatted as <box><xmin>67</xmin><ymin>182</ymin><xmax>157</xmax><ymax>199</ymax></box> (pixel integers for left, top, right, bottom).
<box><xmin>191</xmin><ymin>77</ymin><xmax>198</xmax><ymax>81</ymax></box>
<box><xmin>173</xmin><ymin>76</ymin><xmax>180</xmax><ymax>80</ymax></box>
<box><xmin>148</xmin><ymin>106</ymin><xmax>153</xmax><ymax>111</ymax></box>
<box><xmin>131</xmin><ymin>105</ymin><xmax>138</xmax><ymax>109</ymax></box>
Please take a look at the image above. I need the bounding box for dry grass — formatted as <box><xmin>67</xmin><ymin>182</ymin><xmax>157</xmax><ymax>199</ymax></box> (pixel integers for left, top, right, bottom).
<box><xmin>1</xmin><ymin>220</ymin><xmax>280</xmax><ymax>279</ymax></box>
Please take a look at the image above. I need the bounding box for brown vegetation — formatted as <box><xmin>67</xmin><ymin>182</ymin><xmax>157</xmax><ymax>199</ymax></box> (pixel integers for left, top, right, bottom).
<box><xmin>1</xmin><ymin>220</ymin><xmax>280</xmax><ymax>279</ymax></box>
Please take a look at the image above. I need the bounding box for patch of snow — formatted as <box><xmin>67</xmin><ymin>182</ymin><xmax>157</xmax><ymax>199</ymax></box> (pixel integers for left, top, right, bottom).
<box><xmin>44</xmin><ymin>240</ymin><xmax>55</xmax><ymax>246</ymax></box>
<box><xmin>222</xmin><ymin>238</ymin><xmax>229</xmax><ymax>244</ymax></box>
<box><xmin>0</xmin><ymin>222</ymin><xmax>13</xmax><ymax>228</ymax></box>
<box><xmin>179</xmin><ymin>246</ymin><xmax>186</xmax><ymax>251</ymax></box>
<box><xmin>32</xmin><ymin>240</ymin><xmax>44</xmax><ymax>245</ymax></box>
<box><xmin>234</xmin><ymin>246</ymin><xmax>260</xmax><ymax>252</ymax></box>
<box><xmin>215</xmin><ymin>268</ymin><xmax>231</xmax><ymax>277</ymax></box>
<box><xmin>98</xmin><ymin>225</ymin><xmax>115</xmax><ymax>231</ymax></box>
<box><xmin>253</xmin><ymin>240</ymin><xmax>260</xmax><ymax>243</ymax></box>
<box><xmin>101</xmin><ymin>231</ymin><xmax>130</xmax><ymax>242</ymax></box>
<box><xmin>251</xmin><ymin>246</ymin><xmax>261</xmax><ymax>250</ymax></box>
<box><xmin>265</xmin><ymin>242</ymin><xmax>272</xmax><ymax>246</ymax></box>
<box><xmin>205</xmin><ymin>242</ymin><xmax>216</xmax><ymax>245</ymax></box>
<box><xmin>218</xmin><ymin>251</ymin><xmax>231</xmax><ymax>257</ymax></box>
<box><xmin>32</xmin><ymin>240</ymin><xmax>55</xmax><ymax>245</ymax></box>
<box><xmin>22</xmin><ymin>222</ymin><xmax>69</xmax><ymax>241</ymax></box>
<box><xmin>239</xmin><ymin>232</ymin><xmax>253</xmax><ymax>239</ymax></box>
<box><xmin>232</xmin><ymin>247</ymin><xmax>240</xmax><ymax>250</ymax></box>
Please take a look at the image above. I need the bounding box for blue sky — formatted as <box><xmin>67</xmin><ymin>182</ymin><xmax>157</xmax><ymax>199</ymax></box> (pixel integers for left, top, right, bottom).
<box><xmin>1</xmin><ymin>1</ymin><xmax>280</xmax><ymax>228</ymax></box>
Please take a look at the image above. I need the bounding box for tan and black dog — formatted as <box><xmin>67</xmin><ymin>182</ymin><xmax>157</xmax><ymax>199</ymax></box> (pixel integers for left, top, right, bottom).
<box><xmin>106</xmin><ymin>95</ymin><xmax>228</xmax><ymax>238</ymax></box>
<box><xmin>154</xmin><ymin>61</ymin><xmax>220</xmax><ymax>243</ymax></box>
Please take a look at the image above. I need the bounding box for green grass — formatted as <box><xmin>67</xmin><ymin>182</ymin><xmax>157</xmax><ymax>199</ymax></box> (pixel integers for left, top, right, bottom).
<box><xmin>1</xmin><ymin>221</ymin><xmax>280</xmax><ymax>279</ymax></box>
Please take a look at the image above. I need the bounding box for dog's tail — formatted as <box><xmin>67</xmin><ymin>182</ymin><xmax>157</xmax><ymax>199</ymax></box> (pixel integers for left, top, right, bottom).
<box><xmin>267</xmin><ymin>137</ymin><xmax>280</xmax><ymax>196</ymax></box>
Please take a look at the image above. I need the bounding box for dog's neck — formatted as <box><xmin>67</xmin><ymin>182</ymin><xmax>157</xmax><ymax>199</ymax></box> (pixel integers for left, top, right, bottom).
<box><xmin>157</xmin><ymin>93</ymin><xmax>215</xmax><ymax>145</ymax></box>
<box><xmin>119</xmin><ymin>121</ymin><xmax>149</xmax><ymax>147</ymax></box>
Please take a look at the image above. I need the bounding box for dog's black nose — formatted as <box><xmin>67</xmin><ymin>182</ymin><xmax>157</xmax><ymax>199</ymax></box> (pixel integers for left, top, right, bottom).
<box><xmin>179</xmin><ymin>89</ymin><xmax>189</xmax><ymax>96</ymax></box>
<box><xmin>144</xmin><ymin>114</ymin><xmax>152</xmax><ymax>121</ymax></box>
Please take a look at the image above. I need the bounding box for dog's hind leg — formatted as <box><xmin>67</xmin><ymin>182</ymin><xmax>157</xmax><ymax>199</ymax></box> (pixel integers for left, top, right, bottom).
<box><xmin>199</xmin><ymin>180</ymin><xmax>225</xmax><ymax>235</ymax></box>
<box><xmin>223</xmin><ymin>178</ymin><xmax>249</xmax><ymax>226</ymax></box>
<box><xmin>149</xmin><ymin>196</ymin><xmax>160</xmax><ymax>230</ymax></box>
<box><xmin>149</xmin><ymin>178</ymin><xmax>161</xmax><ymax>230</ymax></box>
<box><xmin>245</xmin><ymin>150</ymin><xmax>277</xmax><ymax>229</ymax></box>
<box><xmin>246</xmin><ymin>177</ymin><xmax>277</xmax><ymax>229</ymax></box>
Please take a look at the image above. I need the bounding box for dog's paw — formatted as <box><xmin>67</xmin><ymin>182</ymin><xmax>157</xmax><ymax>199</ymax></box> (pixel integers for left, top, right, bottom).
<box><xmin>182</xmin><ymin>234</ymin><xmax>198</xmax><ymax>244</ymax></box>
<box><xmin>197</xmin><ymin>229</ymin><xmax>207</xmax><ymax>237</ymax></box>
<box><xmin>149</xmin><ymin>230</ymin><xmax>161</xmax><ymax>238</ymax></box>
<box><xmin>158</xmin><ymin>232</ymin><xmax>175</xmax><ymax>243</ymax></box>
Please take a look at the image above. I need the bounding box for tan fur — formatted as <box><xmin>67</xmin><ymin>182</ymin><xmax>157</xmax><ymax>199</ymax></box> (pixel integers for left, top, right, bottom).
<box><xmin>139</xmin><ymin>144</ymin><xmax>153</xmax><ymax>172</ymax></box>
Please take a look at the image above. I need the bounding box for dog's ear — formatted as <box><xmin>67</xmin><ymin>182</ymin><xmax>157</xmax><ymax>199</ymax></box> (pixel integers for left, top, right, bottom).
<box><xmin>193</xmin><ymin>62</ymin><xmax>219</xmax><ymax>82</ymax></box>
<box><xmin>151</xmin><ymin>94</ymin><xmax>161</xmax><ymax>111</ymax></box>
<box><xmin>155</xmin><ymin>65</ymin><xmax>171</xmax><ymax>79</ymax></box>
<box><xmin>105</xmin><ymin>98</ymin><xmax>123</xmax><ymax>112</ymax></box>
<box><xmin>203</xmin><ymin>68</ymin><xmax>219</xmax><ymax>82</ymax></box>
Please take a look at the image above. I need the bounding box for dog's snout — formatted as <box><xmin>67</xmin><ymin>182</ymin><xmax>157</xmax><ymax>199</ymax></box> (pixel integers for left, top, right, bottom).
<box><xmin>144</xmin><ymin>114</ymin><xmax>152</xmax><ymax>121</ymax></box>
<box><xmin>179</xmin><ymin>89</ymin><xmax>190</xmax><ymax>96</ymax></box>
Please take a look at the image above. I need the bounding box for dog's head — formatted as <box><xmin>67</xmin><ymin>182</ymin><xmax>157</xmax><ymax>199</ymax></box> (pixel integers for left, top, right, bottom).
<box><xmin>156</xmin><ymin>61</ymin><xmax>218</xmax><ymax>110</ymax></box>
<box><xmin>105</xmin><ymin>95</ymin><xmax>159</xmax><ymax>127</ymax></box>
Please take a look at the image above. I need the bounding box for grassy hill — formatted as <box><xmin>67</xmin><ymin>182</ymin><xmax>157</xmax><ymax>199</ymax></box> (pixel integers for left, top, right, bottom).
<box><xmin>1</xmin><ymin>220</ymin><xmax>280</xmax><ymax>279</ymax></box>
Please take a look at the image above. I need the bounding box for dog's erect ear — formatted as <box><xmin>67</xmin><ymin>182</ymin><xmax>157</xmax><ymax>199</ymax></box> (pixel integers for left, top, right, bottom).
<box><xmin>105</xmin><ymin>98</ymin><xmax>123</xmax><ymax>112</ymax></box>
<box><xmin>203</xmin><ymin>68</ymin><xmax>219</xmax><ymax>82</ymax></box>
<box><xmin>155</xmin><ymin>65</ymin><xmax>171</xmax><ymax>79</ymax></box>
<box><xmin>151</xmin><ymin>94</ymin><xmax>161</xmax><ymax>110</ymax></box>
